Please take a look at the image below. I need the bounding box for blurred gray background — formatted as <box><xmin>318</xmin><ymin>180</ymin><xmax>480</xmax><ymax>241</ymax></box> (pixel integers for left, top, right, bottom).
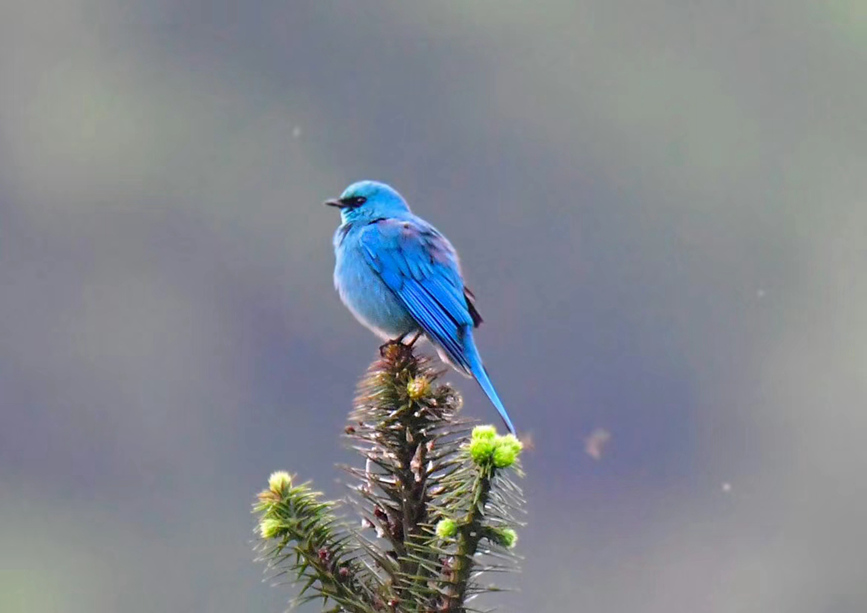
<box><xmin>2</xmin><ymin>1</ymin><xmax>866</xmax><ymax>612</ymax></box>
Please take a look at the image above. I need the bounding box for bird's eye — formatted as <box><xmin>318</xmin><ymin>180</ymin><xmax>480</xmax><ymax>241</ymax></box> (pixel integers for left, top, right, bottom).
<box><xmin>337</xmin><ymin>195</ymin><xmax>366</xmax><ymax>208</ymax></box>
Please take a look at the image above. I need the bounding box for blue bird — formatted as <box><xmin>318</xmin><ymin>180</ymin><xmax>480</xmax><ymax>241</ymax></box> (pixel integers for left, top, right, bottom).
<box><xmin>326</xmin><ymin>180</ymin><xmax>516</xmax><ymax>434</ymax></box>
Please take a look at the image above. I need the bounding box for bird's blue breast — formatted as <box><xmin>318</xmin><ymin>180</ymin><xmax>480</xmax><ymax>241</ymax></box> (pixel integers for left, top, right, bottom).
<box><xmin>333</xmin><ymin>223</ymin><xmax>418</xmax><ymax>339</ymax></box>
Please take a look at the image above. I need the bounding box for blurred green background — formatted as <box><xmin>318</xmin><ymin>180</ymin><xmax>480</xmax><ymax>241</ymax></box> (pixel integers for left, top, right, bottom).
<box><xmin>1</xmin><ymin>1</ymin><xmax>865</xmax><ymax>611</ymax></box>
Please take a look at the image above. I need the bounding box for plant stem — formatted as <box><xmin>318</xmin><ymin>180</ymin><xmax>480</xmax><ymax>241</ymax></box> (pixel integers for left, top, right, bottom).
<box><xmin>445</xmin><ymin>466</ymin><xmax>494</xmax><ymax>611</ymax></box>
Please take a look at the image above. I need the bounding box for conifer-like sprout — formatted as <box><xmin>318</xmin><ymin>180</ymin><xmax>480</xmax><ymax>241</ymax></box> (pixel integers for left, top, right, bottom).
<box><xmin>254</xmin><ymin>342</ymin><xmax>525</xmax><ymax>612</ymax></box>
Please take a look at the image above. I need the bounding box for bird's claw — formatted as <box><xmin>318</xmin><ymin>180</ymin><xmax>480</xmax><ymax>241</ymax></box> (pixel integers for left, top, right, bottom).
<box><xmin>379</xmin><ymin>332</ymin><xmax>423</xmax><ymax>359</ymax></box>
<box><xmin>379</xmin><ymin>339</ymin><xmax>404</xmax><ymax>358</ymax></box>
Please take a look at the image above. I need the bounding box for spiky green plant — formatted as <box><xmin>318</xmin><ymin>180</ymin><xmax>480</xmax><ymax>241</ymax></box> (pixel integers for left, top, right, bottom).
<box><xmin>254</xmin><ymin>342</ymin><xmax>525</xmax><ymax>612</ymax></box>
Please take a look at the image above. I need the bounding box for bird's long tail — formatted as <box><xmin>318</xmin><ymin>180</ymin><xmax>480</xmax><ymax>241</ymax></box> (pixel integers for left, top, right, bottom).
<box><xmin>463</xmin><ymin>330</ymin><xmax>516</xmax><ymax>435</ymax></box>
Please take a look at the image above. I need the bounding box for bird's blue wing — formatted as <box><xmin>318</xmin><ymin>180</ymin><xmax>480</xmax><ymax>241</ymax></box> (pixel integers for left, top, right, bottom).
<box><xmin>359</xmin><ymin>218</ymin><xmax>474</xmax><ymax>372</ymax></box>
<box><xmin>358</xmin><ymin>217</ymin><xmax>517</xmax><ymax>434</ymax></box>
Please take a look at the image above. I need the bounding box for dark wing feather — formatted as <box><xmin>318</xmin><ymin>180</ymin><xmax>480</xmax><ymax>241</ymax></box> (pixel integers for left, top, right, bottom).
<box><xmin>464</xmin><ymin>287</ymin><xmax>483</xmax><ymax>328</ymax></box>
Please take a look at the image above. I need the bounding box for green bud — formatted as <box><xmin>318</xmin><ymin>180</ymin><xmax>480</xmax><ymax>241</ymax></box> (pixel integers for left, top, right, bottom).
<box><xmin>494</xmin><ymin>527</ymin><xmax>518</xmax><ymax>549</ymax></box>
<box><xmin>469</xmin><ymin>425</ymin><xmax>499</xmax><ymax>464</ymax></box>
<box><xmin>471</xmin><ymin>425</ymin><xmax>497</xmax><ymax>441</ymax></box>
<box><xmin>469</xmin><ymin>436</ymin><xmax>496</xmax><ymax>464</ymax></box>
<box><xmin>435</xmin><ymin>518</ymin><xmax>458</xmax><ymax>539</ymax></box>
<box><xmin>259</xmin><ymin>517</ymin><xmax>283</xmax><ymax>540</ymax></box>
<box><xmin>268</xmin><ymin>471</ymin><xmax>292</xmax><ymax>493</ymax></box>
<box><xmin>492</xmin><ymin>434</ymin><xmax>523</xmax><ymax>468</ymax></box>
<box><xmin>406</xmin><ymin>376</ymin><xmax>430</xmax><ymax>400</ymax></box>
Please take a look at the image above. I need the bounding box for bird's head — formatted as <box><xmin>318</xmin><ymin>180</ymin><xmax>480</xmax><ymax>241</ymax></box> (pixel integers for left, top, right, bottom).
<box><xmin>325</xmin><ymin>181</ymin><xmax>411</xmax><ymax>224</ymax></box>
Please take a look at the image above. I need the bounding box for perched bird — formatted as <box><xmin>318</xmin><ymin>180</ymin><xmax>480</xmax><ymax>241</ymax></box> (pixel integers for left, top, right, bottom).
<box><xmin>326</xmin><ymin>180</ymin><xmax>516</xmax><ymax>434</ymax></box>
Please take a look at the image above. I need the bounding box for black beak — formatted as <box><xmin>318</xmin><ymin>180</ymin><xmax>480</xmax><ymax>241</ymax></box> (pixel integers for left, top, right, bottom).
<box><xmin>325</xmin><ymin>196</ymin><xmax>366</xmax><ymax>209</ymax></box>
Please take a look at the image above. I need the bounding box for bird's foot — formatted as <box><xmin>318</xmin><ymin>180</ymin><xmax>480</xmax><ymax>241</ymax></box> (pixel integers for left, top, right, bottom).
<box><xmin>379</xmin><ymin>332</ymin><xmax>422</xmax><ymax>359</ymax></box>
<box><xmin>379</xmin><ymin>339</ymin><xmax>406</xmax><ymax>359</ymax></box>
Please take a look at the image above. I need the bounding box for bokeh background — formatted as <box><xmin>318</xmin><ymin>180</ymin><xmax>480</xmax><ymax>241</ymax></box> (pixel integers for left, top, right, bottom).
<box><xmin>2</xmin><ymin>1</ymin><xmax>866</xmax><ymax>611</ymax></box>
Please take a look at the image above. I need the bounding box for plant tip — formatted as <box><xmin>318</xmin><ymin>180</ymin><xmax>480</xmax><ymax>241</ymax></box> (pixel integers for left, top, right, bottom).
<box><xmin>492</xmin><ymin>434</ymin><xmax>523</xmax><ymax>468</ymax></box>
<box><xmin>268</xmin><ymin>471</ymin><xmax>292</xmax><ymax>493</ymax></box>
<box><xmin>469</xmin><ymin>436</ymin><xmax>497</xmax><ymax>465</ymax></box>
<box><xmin>259</xmin><ymin>517</ymin><xmax>283</xmax><ymax>540</ymax></box>
<box><xmin>406</xmin><ymin>376</ymin><xmax>430</xmax><ymax>400</ymax></box>
<box><xmin>435</xmin><ymin>518</ymin><xmax>458</xmax><ymax>539</ymax></box>
<box><xmin>494</xmin><ymin>527</ymin><xmax>518</xmax><ymax>549</ymax></box>
<box><xmin>471</xmin><ymin>425</ymin><xmax>498</xmax><ymax>441</ymax></box>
